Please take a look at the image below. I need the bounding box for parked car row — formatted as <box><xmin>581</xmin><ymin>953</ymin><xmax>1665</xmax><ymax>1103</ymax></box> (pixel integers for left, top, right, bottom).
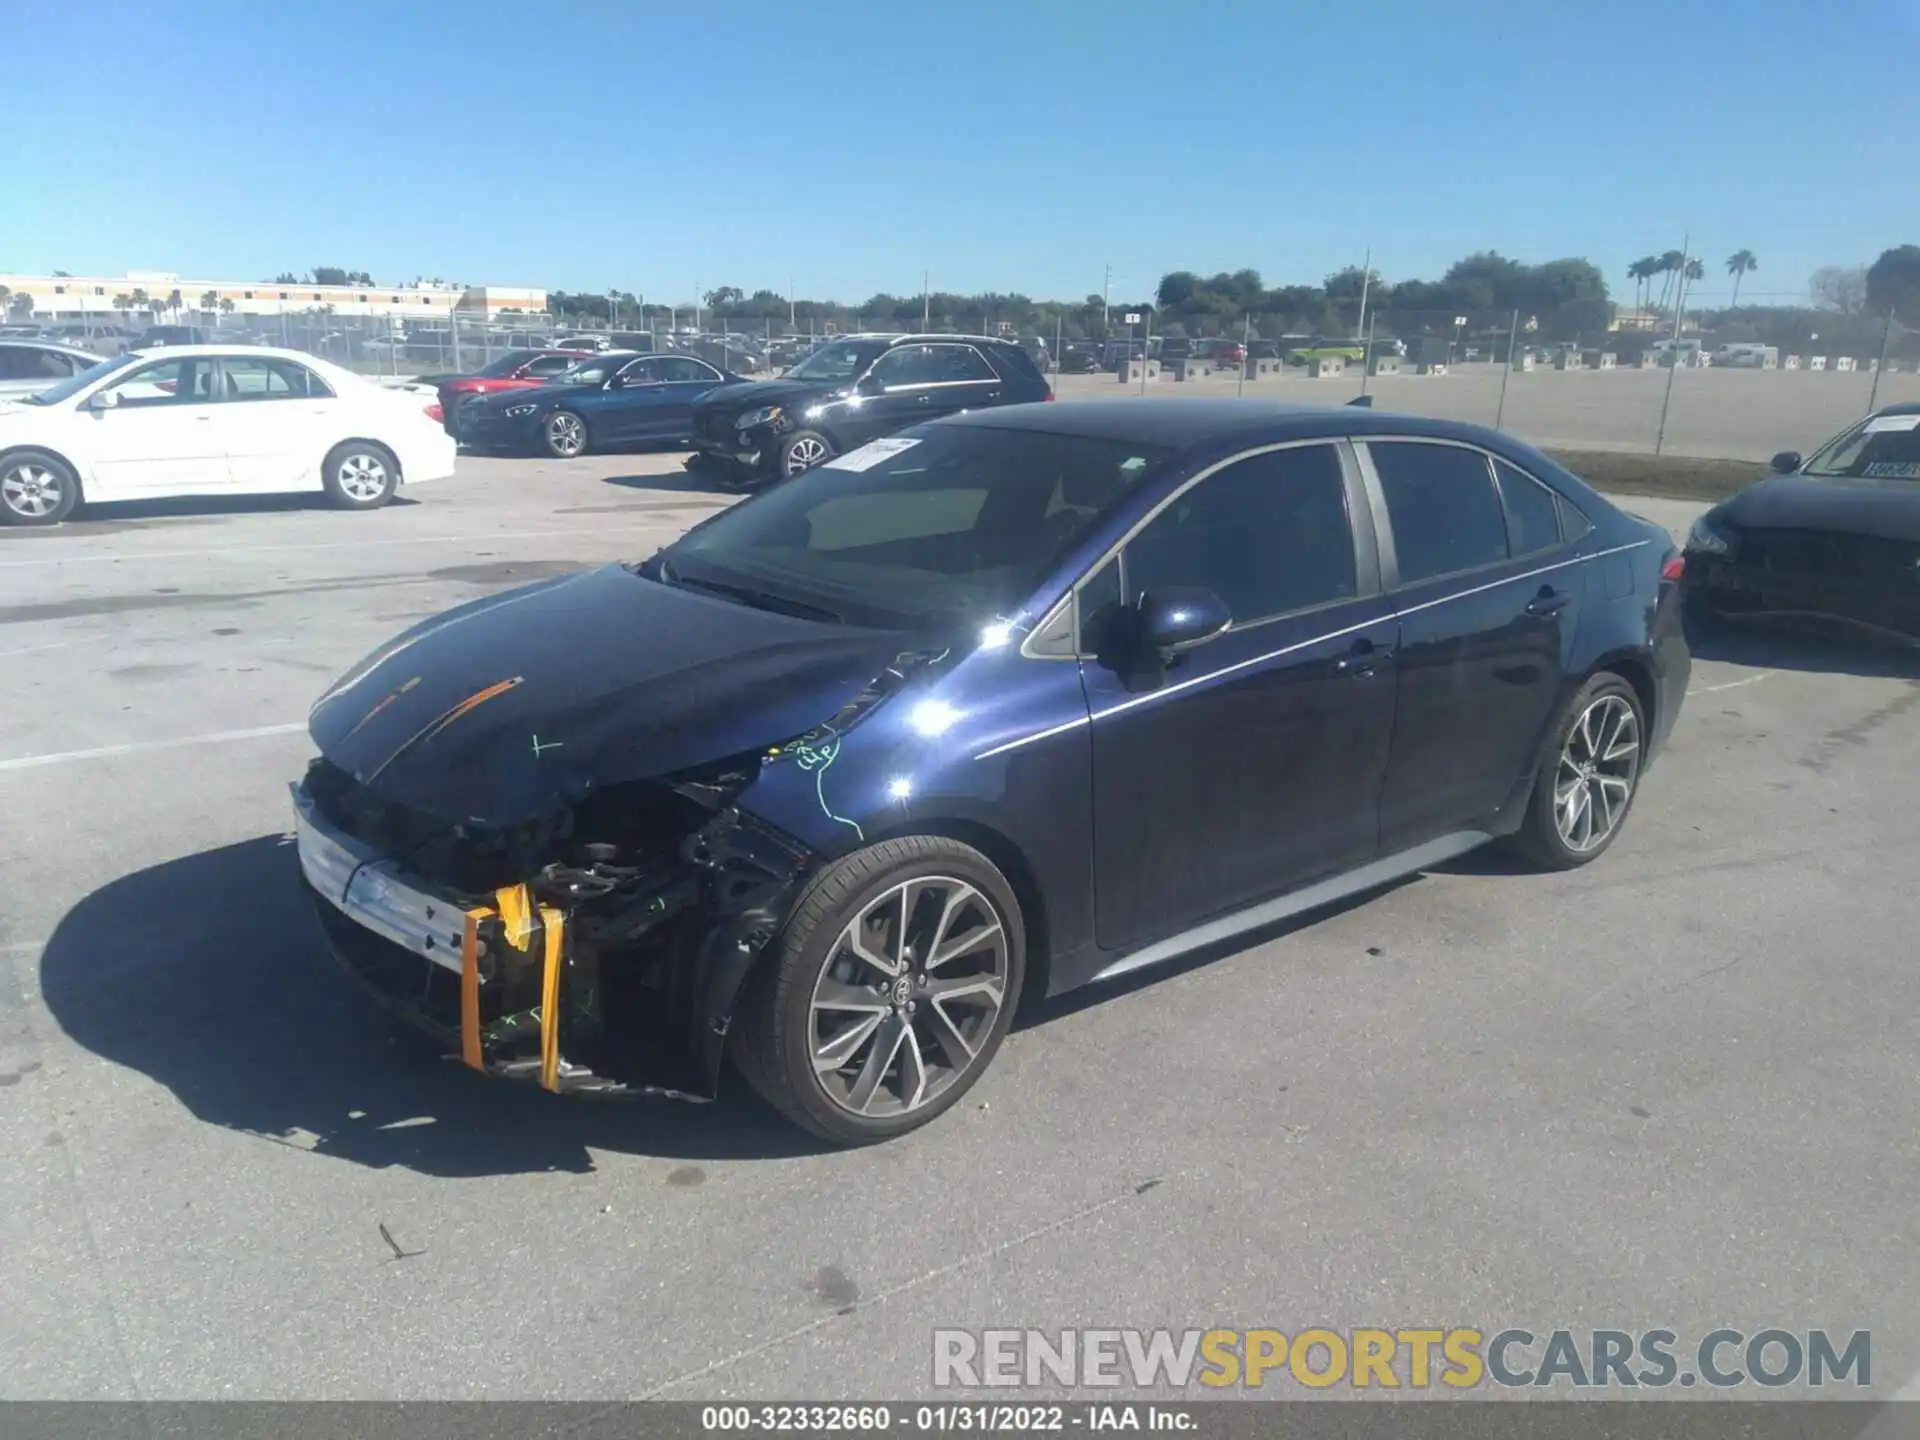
<box><xmin>440</xmin><ymin>331</ymin><xmax>1055</xmax><ymax>486</ymax></box>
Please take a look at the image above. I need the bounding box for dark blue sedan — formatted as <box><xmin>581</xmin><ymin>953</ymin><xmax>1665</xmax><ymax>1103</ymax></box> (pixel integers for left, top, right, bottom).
<box><xmin>455</xmin><ymin>351</ymin><xmax>736</xmax><ymax>457</ymax></box>
<box><xmin>294</xmin><ymin>399</ymin><xmax>1690</xmax><ymax>1142</ymax></box>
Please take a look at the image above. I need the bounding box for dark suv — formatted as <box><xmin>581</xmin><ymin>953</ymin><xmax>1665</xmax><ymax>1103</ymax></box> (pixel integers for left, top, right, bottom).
<box><xmin>689</xmin><ymin>333</ymin><xmax>1052</xmax><ymax>484</ymax></box>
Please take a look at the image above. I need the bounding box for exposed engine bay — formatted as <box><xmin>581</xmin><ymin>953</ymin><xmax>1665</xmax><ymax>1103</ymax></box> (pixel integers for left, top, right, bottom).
<box><xmin>300</xmin><ymin>748</ymin><xmax>814</xmax><ymax>1100</ymax></box>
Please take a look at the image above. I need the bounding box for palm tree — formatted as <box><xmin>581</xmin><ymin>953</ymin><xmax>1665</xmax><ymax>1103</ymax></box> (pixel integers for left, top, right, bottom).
<box><xmin>1627</xmin><ymin>256</ymin><xmax>1659</xmax><ymax>313</ymax></box>
<box><xmin>7</xmin><ymin>292</ymin><xmax>32</xmax><ymax>322</ymax></box>
<box><xmin>1725</xmin><ymin>250</ymin><xmax>1757</xmax><ymax>310</ymax></box>
<box><xmin>218</xmin><ymin>297</ymin><xmax>235</xmax><ymax>317</ymax></box>
<box><xmin>1654</xmin><ymin>250</ymin><xmax>1686</xmax><ymax>311</ymax></box>
<box><xmin>128</xmin><ymin>288</ymin><xmax>150</xmax><ymax>320</ymax></box>
<box><xmin>201</xmin><ymin>289</ymin><xmax>219</xmax><ymax>314</ymax></box>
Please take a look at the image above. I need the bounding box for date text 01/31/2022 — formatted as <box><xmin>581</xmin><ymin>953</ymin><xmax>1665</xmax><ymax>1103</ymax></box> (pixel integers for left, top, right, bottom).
<box><xmin>700</xmin><ymin>1403</ymin><xmax>1196</xmax><ymax>1431</ymax></box>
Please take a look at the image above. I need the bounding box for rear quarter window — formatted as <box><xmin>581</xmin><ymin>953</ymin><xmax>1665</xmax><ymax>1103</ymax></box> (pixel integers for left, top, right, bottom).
<box><xmin>989</xmin><ymin>343</ymin><xmax>1046</xmax><ymax>388</ymax></box>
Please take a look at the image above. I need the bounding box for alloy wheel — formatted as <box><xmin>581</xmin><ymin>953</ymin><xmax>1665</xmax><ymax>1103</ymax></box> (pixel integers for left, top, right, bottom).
<box><xmin>547</xmin><ymin>413</ymin><xmax>585</xmax><ymax>457</ymax></box>
<box><xmin>1554</xmin><ymin>693</ymin><xmax>1640</xmax><ymax>853</ymax></box>
<box><xmin>784</xmin><ymin>436</ymin><xmax>828</xmax><ymax>474</ymax></box>
<box><xmin>1</xmin><ymin>462</ymin><xmax>64</xmax><ymax>519</ymax></box>
<box><xmin>809</xmin><ymin>876</ymin><xmax>1009</xmax><ymax>1118</ymax></box>
<box><xmin>335</xmin><ymin>452</ymin><xmax>389</xmax><ymax>502</ymax></box>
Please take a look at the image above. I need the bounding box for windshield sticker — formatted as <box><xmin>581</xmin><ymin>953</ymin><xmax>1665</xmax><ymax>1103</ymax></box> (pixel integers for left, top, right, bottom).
<box><xmin>1862</xmin><ymin>461</ymin><xmax>1920</xmax><ymax>478</ymax></box>
<box><xmin>824</xmin><ymin>437</ymin><xmax>922</xmax><ymax>472</ymax></box>
<box><xmin>1863</xmin><ymin>414</ymin><xmax>1920</xmax><ymax>433</ymax></box>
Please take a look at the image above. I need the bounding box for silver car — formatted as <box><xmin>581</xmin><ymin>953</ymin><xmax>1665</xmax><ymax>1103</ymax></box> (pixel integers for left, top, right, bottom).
<box><xmin>0</xmin><ymin>341</ymin><xmax>107</xmax><ymax>400</ymax></box>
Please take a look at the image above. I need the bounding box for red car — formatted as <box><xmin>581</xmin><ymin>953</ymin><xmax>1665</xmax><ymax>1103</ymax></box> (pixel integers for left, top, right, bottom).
<box><xmin>433</xmin><ymin>350</ymin><xmax>592</xmax><ymax>433</ymax></box>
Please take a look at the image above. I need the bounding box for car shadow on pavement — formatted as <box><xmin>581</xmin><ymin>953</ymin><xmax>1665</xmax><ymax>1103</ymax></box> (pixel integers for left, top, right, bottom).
<box><xmin>601</xmin><ymin>467</ymin><xmax>741</xmax><ymax>497</ymax></box>
<box><xmin>1685</xmin><ymin>615</ymin><xmax>1918</xmax><ymax>679</ymax></box>
<box><xmin>38</xmin><ymin>836</ymin><xmax>830</xmax><ymax>1177</ymax></box>
<box><xmin>41</xmin><ymin>493</ymin><xmax>421</xmax><ymax>530</ymax></box>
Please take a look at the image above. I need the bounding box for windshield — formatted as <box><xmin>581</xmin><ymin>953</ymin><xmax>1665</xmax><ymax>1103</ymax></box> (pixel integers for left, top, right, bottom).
<box><xmin>1802</xmin><ymin>414</ymin><xmax>1920</xmax><ymax>479</ymax></box>
<box><xmin>646</xmin><ymin>425</ymin><xmax>1173</xmax><ymax>629</ymax></box>
<box><xmin>784</xmin><ymin>341</ymin><xmax>887</xmax><ymax>382</ymax></box>
<box><xmin>477</xmin><ymin>350</ymin><xmax>542</xmax><ymax>377</ymax></box>
<box><xmin>19</xmin><ymin>352</ymin><xmax>138</xmax><ymax>406</ymax></box>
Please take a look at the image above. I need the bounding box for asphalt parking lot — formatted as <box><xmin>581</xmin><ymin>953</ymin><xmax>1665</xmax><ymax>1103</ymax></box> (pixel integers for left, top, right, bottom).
<box><xmin>3</xmin><ymin>447</ymin><xmax>1918</xmax><ymax>1401</ymax></box>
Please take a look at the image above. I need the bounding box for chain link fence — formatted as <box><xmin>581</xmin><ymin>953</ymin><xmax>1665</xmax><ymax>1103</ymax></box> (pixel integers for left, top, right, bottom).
<box><xmin>46</xmin><ymin>296</ymin><xmax>1915</xmax><ymax>463</ymax></box>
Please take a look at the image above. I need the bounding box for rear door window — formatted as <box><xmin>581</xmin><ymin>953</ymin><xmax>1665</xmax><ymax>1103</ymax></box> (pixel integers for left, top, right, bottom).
<box><xmin>1368</xmin><ymin>441</ymin><xmax>1509</xmax><ymax>584</ymax></box>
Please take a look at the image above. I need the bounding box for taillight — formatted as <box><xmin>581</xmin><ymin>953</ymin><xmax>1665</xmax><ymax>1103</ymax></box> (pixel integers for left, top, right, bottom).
<box><xmin>1042</xmin><ymin>390</ymin><xmax>1057</xmax><ymax>402</ymax></box>
<box><xmin>427</xmin><ymin>403</ymin><xmax>443</xmax><ymax>422</ymax></box>
<box><xmin>1660</xmin><ymin>553</ymin><xmax>1685</xmax><ymax>583</ymax></box>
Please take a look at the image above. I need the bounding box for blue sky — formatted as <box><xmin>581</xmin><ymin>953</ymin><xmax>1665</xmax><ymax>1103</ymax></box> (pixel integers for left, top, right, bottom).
<box><xmin>2</xmin><ymin>0</ymin><xmax>1914</xmax><ymax>307</ymax></box>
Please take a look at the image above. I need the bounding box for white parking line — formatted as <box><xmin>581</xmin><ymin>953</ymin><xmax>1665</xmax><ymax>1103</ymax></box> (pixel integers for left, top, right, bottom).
<box><xmin>0</xmin><ymin>524</ymin><xmax>674</xmax><ymax>570</ymax></box>
<box><xmin>0</xmin><ymin>722</ymin><xmax>307</xmax><ymax>774</ymax></box>
<box><xmin>1691</xmin><ymin>672</ymin><xmax>1775</xmax><ymax>695</ymax></box>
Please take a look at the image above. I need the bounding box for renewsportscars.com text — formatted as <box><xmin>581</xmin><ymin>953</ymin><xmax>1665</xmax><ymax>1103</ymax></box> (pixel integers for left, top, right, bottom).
<box><xmin>932</xmin><ymin>1328</ymin><xmax>1871</xmax><ymax>1390</ymax></box>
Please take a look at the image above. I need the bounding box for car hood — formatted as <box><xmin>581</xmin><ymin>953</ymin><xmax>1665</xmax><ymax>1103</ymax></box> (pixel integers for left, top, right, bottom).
<box><xmin>1716</xmin><ymin>473</ymin><xmax>1920</xmax><ymax>542</ymax></box>
<box><xmin>308</xmin><ymin>564</ymin><xmax>915</xmax><ymax>828</ymax></box>
<box><xmin>694</xmin><ymin>377</ymin><xmax>847</xmax><ymax>413</ymax></box>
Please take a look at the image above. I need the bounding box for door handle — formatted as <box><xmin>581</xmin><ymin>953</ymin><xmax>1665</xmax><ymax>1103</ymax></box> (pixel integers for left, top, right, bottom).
<box><xmin>1525</xmin><ymin>586</ymin><xmax>1570</xmax><ymax>617</ymax></box>
<box><xmin>1333</xmin><ymin>638</ymin><xmax>1395</xmax><ymax>677</ymax></box>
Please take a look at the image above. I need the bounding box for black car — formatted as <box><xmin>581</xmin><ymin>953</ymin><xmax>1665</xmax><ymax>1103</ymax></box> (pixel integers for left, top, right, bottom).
<box><xmin>292</xmin><ymin>399</ymin><xmax>1688</xmax><ymax>1143</ymax></box>
<box><xmin>1682</xmin><ymin>404</ymin><xmax>1920</xmax><ymax>642</ymax></box>
<box><xmin>689</xmin><ymin>333</ymin><xmax>1052</xmax><ymax>484</ymax></box>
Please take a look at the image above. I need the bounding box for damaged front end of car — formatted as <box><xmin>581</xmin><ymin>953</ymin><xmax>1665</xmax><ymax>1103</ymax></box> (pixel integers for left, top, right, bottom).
<box><xmin>293</xmin><ymin>750</ymin><xmax>815</xmax><ymax>1101</ymax></box>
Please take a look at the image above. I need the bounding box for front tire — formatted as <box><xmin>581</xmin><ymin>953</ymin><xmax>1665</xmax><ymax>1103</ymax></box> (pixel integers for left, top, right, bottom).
<box><xmin>733</xmin><ymin>837</ymin><xmax>1025</xmax><ymax>1144</ymax></box>
<box><xmin>321</xmin><ymin>442</ymin><xmax>399</xmax><ymax>510</ymax></box>
<box><xmin>0</xmin><ymin>450</ymin><xmax>80</xmax><ymax>526</ymax></box>
<box><xmin>776</xmin><ymin>429</ymin><xmax>833</xmax><ymax>478</ymax></box>
<box><xmin>543</xmin><ymin>409</ymin><xmax>588</xmax><ymax>459</ymax></box>
<box><xmin>1510</xmin><ymin>672</ymin><xmax>1646</xmax><ymax>871</ymax></box>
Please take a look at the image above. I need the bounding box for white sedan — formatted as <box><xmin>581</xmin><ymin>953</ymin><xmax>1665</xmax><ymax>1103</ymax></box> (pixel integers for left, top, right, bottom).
<box><xmin>0</xmin><ymin>345</ymin><xmax>456</xmax><ymax>526</ymax></box>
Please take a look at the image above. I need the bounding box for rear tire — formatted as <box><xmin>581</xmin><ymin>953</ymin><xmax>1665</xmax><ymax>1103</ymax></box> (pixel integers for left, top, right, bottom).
<box><xmin>732</xmin><ymin>836</ymin><xmax>1025</xmax><ymax>1145</ymax></box>
<box><xmin>1509</xmin><ymin>672</ymin><xmax>1646</xmax><ymax>871</ymax></box>
<box><xmin>0</xmin><ymin>450</ymin><xmax>80</xmax><ymax>526</ymax></box>
<box><xmin>321</xmin><ymin>442</ymin><xmax>399</xmax><ymax>510</ymax></box>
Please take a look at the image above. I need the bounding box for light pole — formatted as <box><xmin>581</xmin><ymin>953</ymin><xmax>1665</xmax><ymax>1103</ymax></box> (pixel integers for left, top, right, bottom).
<box><xmin>1102</xmin><ymin>264</ymin><xmax>1111</xmax><ymax>333</ymax></box>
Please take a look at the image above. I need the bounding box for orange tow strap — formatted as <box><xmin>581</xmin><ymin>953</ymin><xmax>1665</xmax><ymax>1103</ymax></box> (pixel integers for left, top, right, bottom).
<box><xmin>537</xmin><ymin>906</ymin><xmax>566</xmax><ymax>1093</ymax></box>
<box><xmin>459</xmin><ymin>906</ymin><xmax>492</xmax><ymax>1071</ymax></box>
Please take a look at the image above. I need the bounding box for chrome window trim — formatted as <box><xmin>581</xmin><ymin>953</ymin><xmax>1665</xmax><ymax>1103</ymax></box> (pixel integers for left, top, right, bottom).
<box><xmin>1355</xmin><ymin>435</ymin><xmax>1570</xmax><ymax>589</ymax></box>
<box><xmin>870</xmin><ymin>342</ymin><xmax>997</xmax><ymax>392</ymax></box>
<box><xmin>979</xmin><ymin>539</ymin><xmax>1651</xmax><ymax>761</ymax></box>
<box><xmin>1018</xmin><ymin>437</ymin><xmax>1357</xmax><ymax>661</ymax></box>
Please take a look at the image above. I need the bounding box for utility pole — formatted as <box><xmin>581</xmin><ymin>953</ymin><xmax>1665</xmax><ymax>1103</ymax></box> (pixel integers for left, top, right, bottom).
<box><xmin>788</xmin><ymin>275</ymin><xmax>795</xmax><ymax>331</ymax></box>
<box><xmin>1354</xmin><ymin>246</ymin><xmax>1372</xmax><ymax>344</ymax></box>
<box><xmin>1654</xmin><ymin>232</ymin><xmax>1690</xmax><ymax>456</ymax></box>
<box><xmin>923</xmin><ymin>270</ymin><xmax>930</xmax><ymax>329</ymax></box>
<box><xmin>1102</xmin><ymin>263</ymin><xmax>1112</xmax><ymax>332</ymax></box>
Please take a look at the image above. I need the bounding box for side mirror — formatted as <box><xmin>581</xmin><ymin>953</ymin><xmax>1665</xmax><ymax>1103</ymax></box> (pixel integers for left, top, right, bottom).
<box><xmin>854</xmin><ymin>373</ymin><xmax>885</xmax><ymax>396</ymax></box>
<box><xmin>88</xmin><ymin>389</ymin><xmax>121</xmax><ymax>411</ymax></box>
<box><xmin>1770</xmin><ymin>450</ymin><xmax>1801</xmax><ymax>474</ymax></box>
<box><xmin>1138</xmin><ymin>586</ymin><xmax>1232</xmax><ymax>654</ymax></box>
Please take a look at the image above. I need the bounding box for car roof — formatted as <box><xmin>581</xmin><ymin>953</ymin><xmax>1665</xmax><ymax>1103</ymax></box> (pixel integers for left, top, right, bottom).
<box><xmin>1876</xmin><ymin>401</ymin><xmax>1920</xmax><ymax>416</ymax></box>
<box><xmin>0</xmin><ymin>339</ymin><xmax>103</xmax><ymax>360</ymax></box>
<box><xmin>942</xmin><ymin>397</ymin><xmax>1515</xmax><ymax>450</ymax></box>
